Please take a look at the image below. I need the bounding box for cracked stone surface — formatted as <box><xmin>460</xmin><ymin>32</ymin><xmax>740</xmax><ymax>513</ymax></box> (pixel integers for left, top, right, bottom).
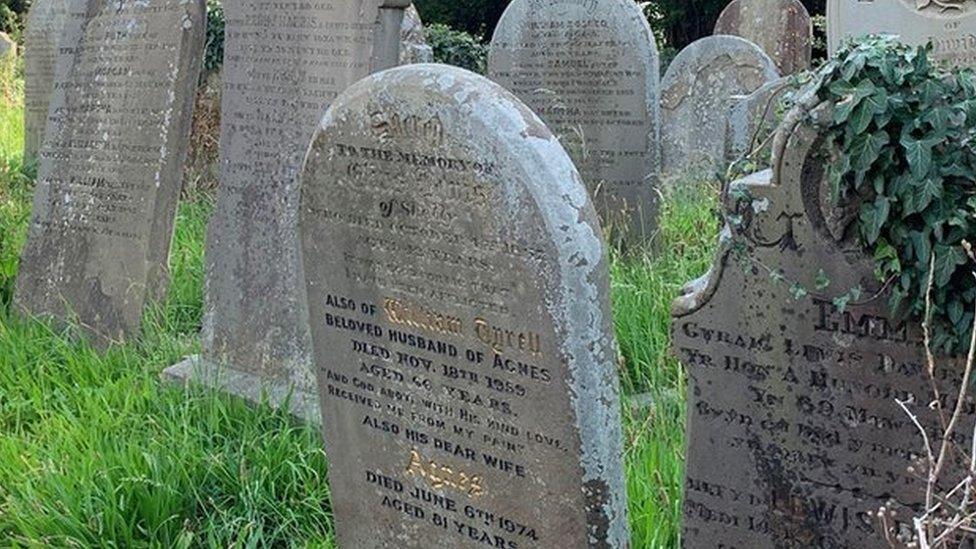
<box><xmin>299</xmin><ymin>64</ymin><xmax>629</xmax><ymax>548</ymax></box>
<box><xmin>673</xmin><ymin>94</ymin><xmax>972</xmax><ymax>547</ymax></box>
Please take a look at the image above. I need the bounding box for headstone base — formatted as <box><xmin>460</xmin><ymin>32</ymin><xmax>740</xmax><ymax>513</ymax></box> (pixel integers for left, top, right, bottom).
<box><xmin>161</xmin><ymin>356</ymin><xmax>319</xmax><ymax>424</ymax></box>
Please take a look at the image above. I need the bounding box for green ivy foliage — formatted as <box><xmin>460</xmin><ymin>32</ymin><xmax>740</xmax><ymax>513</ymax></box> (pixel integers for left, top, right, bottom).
<box><xmin>426</xmin><ymin>23</ymin><xmax>488</xmax><ymax>74</ymax></box>
<box><xmin>814</xmin><ymin>35</ymin><xmax>976</xmax><ymax>354</ymax></box>
<box><xmin>204</xmin><ymin>0</ymin><xmax>224</xmax><ymax>73</ymax></box>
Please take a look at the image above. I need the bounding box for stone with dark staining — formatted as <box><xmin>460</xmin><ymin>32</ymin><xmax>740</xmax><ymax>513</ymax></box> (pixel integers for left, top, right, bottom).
<box><xmin>660</xmin><ymin>35</ymin><xmax>779</xmax><ymax>177</ymax></box>
<box><xmin>400</xmin><ymin>4</ymin><xmax>433</xmax><ymax>64</ymax></box>
<box><xmin>488</xmin><ymin>0</ymin><xmax>661</xmax><ymax>247</ymax></box>
<box><xmin>15</xmin><ymin>0</ymin><xmax>205</xmax><ymax>344</ymax></box>
<box><xmin>828</xmin><ymin>0</ymin><xmax>976</xmax><ymax>68</ymax></box>
<box><xmin>674</xmin><ymin>91</ymin><xmax>973</xmax><ymax>547</ymax></box>
<box><xmin>22</xmin><ymin>0</ymin><xmax>83</xmax><ymax>160</ymax></box>
<box><xmin>299</xmin><ymin>64</ymin><xmax>630</xmax><ymax>548</ymax></box>
<box><xmin>714</xmin><ymin>0</ymin><xmax>812</xmax><ymax>76</ymax></box>
<box><xmin>164</xmin><ymin>0</ymin><xmax>411</xmax><ymax>420</ymax></box>
<box><xmin>725</xmin><ymin>76</ymin><xmax>792</xmax><ymax>164</ymax></box>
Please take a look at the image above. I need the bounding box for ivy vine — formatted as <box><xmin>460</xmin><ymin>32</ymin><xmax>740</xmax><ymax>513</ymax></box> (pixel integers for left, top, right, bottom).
<box><xmin>814</xmin><ymin>35</ymin><xmax>976</xmax><ymax>354</ymax></box>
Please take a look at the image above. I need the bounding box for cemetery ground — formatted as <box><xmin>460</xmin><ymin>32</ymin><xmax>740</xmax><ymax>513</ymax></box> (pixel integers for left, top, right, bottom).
<box><xmin>0</xmin><ymin>80</ymin><xmax>716</xmax><ymax>547</ymax></box>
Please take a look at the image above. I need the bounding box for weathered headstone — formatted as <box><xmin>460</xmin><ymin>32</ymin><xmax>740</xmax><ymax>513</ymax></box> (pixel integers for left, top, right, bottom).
<box><xmin>674</xmin><ymin>95</ymin><xmax>972</xmax><ymax>546</ymax></box>
<box><xmin>488</xmin><ymin>0</ymin><xmax>661</xmax><ymax>246</ymax></box>
<box><xmin>725</xmin><ymin>77</ymin><xmax>791</xmax><ymax>163</ymax></box>
<box><xmin>661</xmin><ymin>36</ymin><xmax>779</xmax><ymax>176</ymax></box>
<box><xmin>300</xmin><ymin>64</ymin><xmax>629</xmax><ymax>547</ymax></box>
<box><xmin>15</xmin><ymin>0</ymin><xmax>205</xmax><ymax>343</ymax></box>
<box><xmin>163</xmin><ymin>0</ymin><xmax>409</xmax><ymax>421</ymax></box>
<box><xmin>827</xmin><ymin>0</ymin><xmax>976</xmax><ymax>68</ymax></box>
<box><xmin>23</xmin><ymin>0</ymin><xmax>79</xmax><ymax>159</ymax></box>
<box><xmin>714</xmin><ymin>0</ymin><xmax>812</xmax><ymax>76</ymax></box>
<box><xmin>0</xmin><ymin>32</ymin><xmax>14</xmax><ymax>59</ymax></box>
<box><xmin>401</xmin><ymin>5</ymin><xmax>433</xmax><ymax>64</ymax></box>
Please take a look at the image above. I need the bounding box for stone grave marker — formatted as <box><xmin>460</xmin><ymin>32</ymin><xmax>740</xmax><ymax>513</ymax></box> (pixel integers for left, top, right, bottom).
<box><xmin>725</xmin><ymin>77</ymin><xmax>791</xmax><ymax>163</ymax></box>
<box><xmin>401</xmin><ymin>5</ymin><xmax>433</xmax><ymax>64</ymax></box>
<box><xmin>673</xmin><ymin>94</ymin><xmax>974</xmax><ymax>547</ymax></box>
<box><xmin>488</xmin><ymin>0</ymin><xmax>661</xmax><ymax>247</ymax></box>
<box><xmin>23</xmin><ymin>0</ymin><xmax>80</xmax><ymax>159</ymax></box>
<box><xmin>828</xmin><ymin>0</ymin><xmax>976</xmax><ymax>68</ymax></box>
<box><xmin>661</xmin><ymin>35</ymin><xmax>778</xmax><ymax>177</ymax></box>
<box><xmin>15</xmin><ymin>0</ymin><xmax>205</xmax><ymax>343</ymax></box>
<box><xmin>0</xmin><ymin>32</ymin><xmax>14</xmax><ymax>59</ymax></box>
<box><xmin>300</xmin><ymin>64</ymin><xmax>629</xmax><ymax>547</ymax></box>
<box><xmin>163</xmin><ymin>0</ymin><xmax>410</xmax><ymax>421</ymax></box>
<box><xmin>714</xmin><ymin>0</ymin><xmax>812</xmax><ymax>76</ymax></box>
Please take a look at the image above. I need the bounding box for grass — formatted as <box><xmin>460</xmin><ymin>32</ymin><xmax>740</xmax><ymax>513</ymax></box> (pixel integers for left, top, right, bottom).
<box><xmin>0</xmin><ymin>76</ymin><xmax>719</xmax><ymax>547</ymax></box>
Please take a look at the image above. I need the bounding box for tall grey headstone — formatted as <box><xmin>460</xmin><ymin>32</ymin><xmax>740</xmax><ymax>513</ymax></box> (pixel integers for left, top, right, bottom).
<box><xmin>488</xmin><ymin>0</ymin><xmax>661</xmax><ymax>247</ymax></box>
<box><xmin>23</xmin><ymin>0</ymin><xmax>79</xmax><ymax>159</ymax></box>
<box><xmin>163</xmin><ymin>0</ymin><xmax>408</xmax><ymax>421</ymax></box>
<box><xmin>828</xmin><ymin>0</ymin><xmax>976</xmax><ymax>68</ymax></box>
<box><xmin>661</xmin><ymin>36</ymin><xmax>779</xmax><ymax>176</ymax></box>
<box><xmin>15</xmin><ymin>0</ymin><xmax>205</xmax><ymax>343</ymax></box>
<box><xmin>401</xmin><ymin>5</ymin><xmax>433</xmax><ymax>64</ymax></box>
<box><xmin>300</xmin><ymin>64</ymin><xmax>629</xmax><ymax>548</ymax></box>
<box><xmin>674</xmin><ymin>94</ymin><xmax>972</xmax><ymax>547</ymax></box>
<box><xmin>714</xmin><ymin>0</ymin><xmax>813</xmax><ymax>76</ymax></box>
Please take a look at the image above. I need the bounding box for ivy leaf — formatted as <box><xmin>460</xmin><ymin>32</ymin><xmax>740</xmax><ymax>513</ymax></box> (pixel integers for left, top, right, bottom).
<box><xmin>851</xmin><ymin>130</ymin><xmax>890</xmax><ymax>172</ymax></box>
<box><xmin>902</xmin><ymin>136</ymin><xmax>933</xmax><ymax>179</ymax></box>
<box><xmin>815</xmin><ymin>269</ymin><xmax>831</xmax><ymax>291</ymax></box>
<box><xmin>860</xmin><ymin>196</ymin><xmax>891</xmax><ymax>245</ymax></box>
<box><xmin>934</xmin><ymin>244</ymin><xmax>966</xmax><ymax>287</ymax></box>
<box><xmin>908</xmin><ymin>230</ymin><xmax>932</xmax><ymax>266</ymax></box>
<box><xmin>916</xmin><ymin>177</ymin><xmax>944</xmax><ymax>211</ymax></box>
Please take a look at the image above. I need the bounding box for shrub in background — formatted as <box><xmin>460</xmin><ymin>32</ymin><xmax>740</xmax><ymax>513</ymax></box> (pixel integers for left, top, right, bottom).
<box><xmin>427</xmin><ymin>23</ymin><xmax>488</xmax><ymax>74</ymax></box>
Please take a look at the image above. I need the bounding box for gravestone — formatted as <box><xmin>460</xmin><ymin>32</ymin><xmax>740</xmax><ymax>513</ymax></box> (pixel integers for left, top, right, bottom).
<box><xmin>714</xmin><ymin>0</ymin><xmax>812</xmax><ymax>76</ymax></box>
<box><xmin>15</xmin><ymin>0</ymin><xmax>205</xmax><ymax>343</ymax></box>
<box><xmin>23</xmin><ymin>0</ymin><xmax>79</xmax><ymax>159</ymax></box>
<box><xmin>827</xmin><ymin>0</ymin><xmax>976</xmax><ymax>68</ymax></box>
<box><xmin>163</xmin><ymin>0</ymin><xmax>409</xmax><ymax>421</ymax></box>
<box><xmin>661</xmin><ymin>36</ymin><xmax>778</xmax><ymax>176</ymax></box>
<box><xmin>300</xmin><ymin>64</ymin><xmax>629</xmax><ymax>547</ymax></box>
<box><xmin>725</xmin><ymin>77</ymin><xmax>791</xmax><ymax>163</ymax></box>
<box><xmin>488</xmin><ymin>0</ymin><xmax>661</xmax><ymax>246</ymax></box>
<box><xmin>0</xmin><ymin>32</ymin><xmax>14</xmax><ymax>59</ymax></box>
<box><xmin>401</xmin><ymin>5</ymin><xmax>433</xmax><ymax>64</ymax></box>
<box><xmin>673</xmin><ymin>94</ymin><xmax>973</xmax><ymax>546</ymax></box>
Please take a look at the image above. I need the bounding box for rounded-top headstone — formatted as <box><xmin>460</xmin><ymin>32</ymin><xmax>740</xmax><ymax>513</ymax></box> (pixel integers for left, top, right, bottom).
<box><xmin>660</xmin><ymin>35</ymin><xmax>779</xmax><ymax>176</ymax></box>
<box><xmin>827</xmin><ymin>0</ymin><xmax>976</xmax><ymax>69</ymax></box>
<box><xmin>488</xmin><ymin>0</ymin><xmax>661</xmax><ymax>247</ymax></box>
<box><xmin>714</xmin><ymin>0</ymin><xmax>812</xmax><ymax>75</ymax></box>
<box><xmin>299</xmin><ymin>64</ymin><xmax>629</xmax><ymax>548</ymax></box>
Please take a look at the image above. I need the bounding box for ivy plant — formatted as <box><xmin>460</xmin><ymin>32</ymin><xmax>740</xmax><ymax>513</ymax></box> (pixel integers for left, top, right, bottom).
<box><xmin>813</xmin><ymin>35</ymin><xmax>976</xmax><ymax>354</ymax></box>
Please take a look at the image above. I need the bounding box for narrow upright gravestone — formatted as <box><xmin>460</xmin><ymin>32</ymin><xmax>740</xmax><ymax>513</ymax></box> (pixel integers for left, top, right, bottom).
<box><xmin>673</xmin><ymin>96</ymin><xmax>973</xmax><ymax>546</ymax></box>
<box><xmin>15</xmin><ymin>0</ymin><xmax>205</xmax><ymax>342</ymax></box>
<box><xmin>488</xmin><ymin>0</ymin><xmax>661</xmax><ymax>247</ymax></box>
<box><xmin>661</xmin><ymin>36</ymin><xmax>778</xmax><ymax>176</ymax></box>
<box><xmin>714</xmin><ymin>0</ymin><xmax>813</xmax><ymax>76</ymax></box>
<box><xmin>828</xmin><ymin>0</ymin><xmax>976</xmax><ymax>69</ymax></box>
<box><xmin>164</xmin><ymin>0</ymin><xmax>410</xmax><ymax>420</ymax></box>
<box><xmin>300</xmin><ymin>64</ymin><xmax>630</xmax><ymax>547</ymax></box>
<box><xmin>23</xmin><ymin>0</ymin><xmax>79</xmax><ymax>159</ymax></box>
<box><xmin>400</xmin><ymin>5</ymin><xmax>433</xmax><ymax>64</ymax></box>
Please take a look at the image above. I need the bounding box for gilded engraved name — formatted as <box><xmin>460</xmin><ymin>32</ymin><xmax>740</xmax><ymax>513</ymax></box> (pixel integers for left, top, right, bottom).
<box><xmin>474</xmin><ymin>317</ymin><xmax>542</xmax><ymax>357</ymax></box>
<box><xmin>384</xmin><ymin>298</ymin><xmax>464</xmax><ymax>336</ymax></box>
<box><xmin>370</xmin><ymin>109</ymin><xmax>444</xmax><ymax>145</ymax></box>
<box><xmin>405</xmin><ymin>448</ymin><xmax>485</xmax><ymax>498</ymax></box>
<box><xmin>915</xmin><ymin>0</ymin><xmax>973</xmax><ymax>12</ymax></box>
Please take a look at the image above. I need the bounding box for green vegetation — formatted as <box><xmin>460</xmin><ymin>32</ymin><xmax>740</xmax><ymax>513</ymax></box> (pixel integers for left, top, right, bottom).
<box><xmin>817</xmin><ymin>36</ymin><xmax>976</xmax><ymax>353</ymax></box>
<box><xmin>0</xmin><ymin>72</ymin><xmax>718</xmax><ymax>546</ymax></box>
